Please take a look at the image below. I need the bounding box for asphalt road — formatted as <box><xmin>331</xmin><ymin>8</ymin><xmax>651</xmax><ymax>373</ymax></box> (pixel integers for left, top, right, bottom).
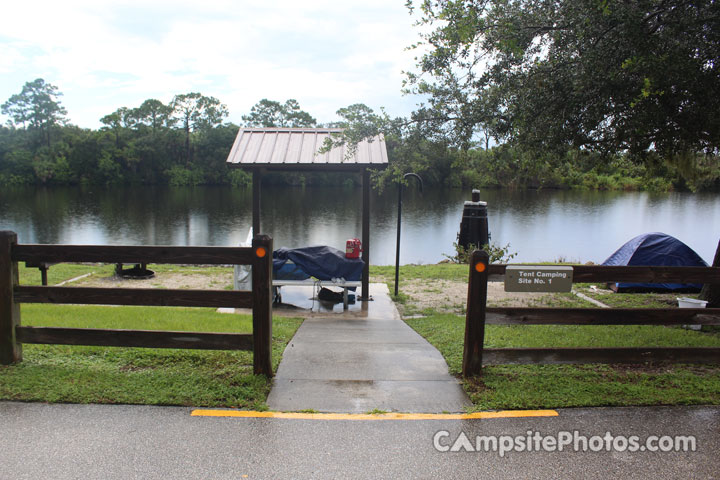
<box><xmin>0</xmin><ymin>402</ymin><xmax>717</xmax><ymax>479</ymax></box>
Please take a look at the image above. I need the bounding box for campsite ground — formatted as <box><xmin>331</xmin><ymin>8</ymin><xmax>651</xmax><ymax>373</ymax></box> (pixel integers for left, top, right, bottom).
<box><xmin>2</xmin><ymin>262</ymin><xmax>718</xmax><ymax>410</ymax></box>
<box><xmin>22</xmin><ymin>261</ymin><xmax>688</xmax><ymax>312</ymax></box>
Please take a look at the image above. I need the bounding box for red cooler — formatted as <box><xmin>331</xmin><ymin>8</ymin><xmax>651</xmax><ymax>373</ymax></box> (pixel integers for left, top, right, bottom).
<box><xmin>346</xmin><ymin>238</ymin><xmax>362</xmax><ymax>259</ymax></box>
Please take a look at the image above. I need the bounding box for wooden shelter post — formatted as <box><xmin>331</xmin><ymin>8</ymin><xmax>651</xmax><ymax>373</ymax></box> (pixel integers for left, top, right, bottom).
<box><xmin>252</xmin><ymin>169</ymin><xmax>261</xmax><ymax>235</ymax></box>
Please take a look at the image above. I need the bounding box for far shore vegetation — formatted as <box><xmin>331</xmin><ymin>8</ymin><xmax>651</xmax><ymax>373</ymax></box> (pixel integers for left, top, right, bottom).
<box><xmin>2</xmin><ymin>80</ymin><xmax>719</xmax><ymax>193</ymax></box>
<box><xmin>3</xmin><ymin>5</ymin><xmax>719</xmax><ymax>193</ymax></box>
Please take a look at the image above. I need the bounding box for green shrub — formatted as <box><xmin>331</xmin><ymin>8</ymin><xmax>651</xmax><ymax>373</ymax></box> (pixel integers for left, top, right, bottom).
<box><xmin>228</xmin><ymin>169</ymin><xmax>251</xmax><ymax>187</ymax></box>
<box><xmin>444</xmin><ymin>241</ymin><xmax>517</xmax><ymax>264</ymax></box>
<box><xmin>165</xmin><ymin>166</ymin><xmax>205</xmax><ymax>186</ymax></box>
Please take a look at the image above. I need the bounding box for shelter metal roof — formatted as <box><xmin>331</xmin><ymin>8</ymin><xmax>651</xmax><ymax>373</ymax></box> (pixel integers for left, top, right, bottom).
<box><xmin>226</xmin><ymin>128</ymin><xmax>388</xmax><ymax>168</ymax></box>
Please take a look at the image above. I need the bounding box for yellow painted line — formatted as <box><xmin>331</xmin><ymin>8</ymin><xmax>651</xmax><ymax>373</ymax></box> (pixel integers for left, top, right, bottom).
<box><xmin>191</xmin><ymin>409</ymin><xmax>558</xmax><ymax>421</ymax></box>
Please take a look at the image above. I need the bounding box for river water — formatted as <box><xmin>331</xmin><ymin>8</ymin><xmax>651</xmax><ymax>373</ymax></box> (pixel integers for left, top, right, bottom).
<box><xmin>0</xmin><ymin>186</ymin><xmax>718</xmax><ymax>265</ymax></box>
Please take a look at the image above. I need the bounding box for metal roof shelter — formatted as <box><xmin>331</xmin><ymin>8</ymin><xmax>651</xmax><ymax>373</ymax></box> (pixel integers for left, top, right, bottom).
<box><xmin>226</xmin><ymin>127</ymin><xmax>389</xmax><ymax>298</ymax></box>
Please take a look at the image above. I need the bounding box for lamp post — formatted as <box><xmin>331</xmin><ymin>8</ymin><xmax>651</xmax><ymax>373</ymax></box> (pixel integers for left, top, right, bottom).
<box><xmin>395</xmin><ymin>173</ymin><xmax>423</xmax><ymax>296</ymax></box>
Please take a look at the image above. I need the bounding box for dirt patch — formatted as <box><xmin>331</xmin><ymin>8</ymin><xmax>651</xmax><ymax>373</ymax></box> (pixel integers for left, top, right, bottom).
<box><xmin>396</xmin><ymin>278</ymin><xmax>562</xmax><ymax>315</ymax></box>
<box><xmin>77</xmin><ymin>270</ymin><xmax>233</xmax><ymax>291</ymax></box>
<box><xmin>73</xmin><ymin>265</ymin><xmax>580</xmax><ymax>316</ymax></box>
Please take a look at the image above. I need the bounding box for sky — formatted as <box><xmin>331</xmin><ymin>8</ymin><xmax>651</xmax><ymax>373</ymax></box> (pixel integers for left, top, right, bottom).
<box><xmin>0</xmin><ymin>0</ymin><xmax>426</xmax><ymax>129</ymax></box>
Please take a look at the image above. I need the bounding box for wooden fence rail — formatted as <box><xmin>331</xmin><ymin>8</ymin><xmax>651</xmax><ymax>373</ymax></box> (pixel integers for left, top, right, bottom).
<box><xmin>486</xmin><ymin>264</ymin><xmax>720</xmax><ymax>283</ymax></box>
<box><xmin>0</xmin><ymin>231</ymin><xmax>274</xmax><ymax>376</ymax></box>
<box><xmin>463</xmin><ymin>250</ymin><xmax>720</xmax><ymax>376</ymax></box>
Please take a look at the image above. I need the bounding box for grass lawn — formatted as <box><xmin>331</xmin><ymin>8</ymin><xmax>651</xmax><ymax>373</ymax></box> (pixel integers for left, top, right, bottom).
<box><xmin>0</xmin><ymin>305</ymin><xmax>301</xmax><ymax>408</ymax></box>
<box><xmin>406</xmin><ymin>314</ymin><xmax>720</xmax><ymax>411</ymax></box>
<box><xmin>579</xmin><ymin>287</ymin><xmax>684</xmax><ymax>309</ymax></box>
<box><xmin>19</xmin><ymin>262</ymin><xmax>231</xmax><ymax>285</ymax></box>
<box><xmin>19</xmin><ymin>262</ymin><xmax>115</xmax><ymax>286</ymax></box>
<box><xmin>5</xmin><ymin>263</ymin><xmax>302</xmax><ymax>408</ymax></box>
<box><xmin>371</xmin><ymin>263</ymin><xmax>469</xmax><ymax>283</ymax></box>
<box><xmin>377</xmin><ymin>264</ymin><xmax>719</xmax><ymax>410</ymax></box>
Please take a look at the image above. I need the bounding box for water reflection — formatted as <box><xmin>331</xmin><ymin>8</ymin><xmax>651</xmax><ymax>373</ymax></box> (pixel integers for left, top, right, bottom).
<box><xmin>0</xmin><ymin>186</ymin><xmax>718</xmax><ymax>265</ymax></box>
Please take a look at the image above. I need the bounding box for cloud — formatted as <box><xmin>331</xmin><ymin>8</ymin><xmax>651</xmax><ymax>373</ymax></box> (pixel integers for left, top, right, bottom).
<box><xmin>0</xmin><ymin>0</ymin><xmax>423</xmax><ymax>127</ymax></box>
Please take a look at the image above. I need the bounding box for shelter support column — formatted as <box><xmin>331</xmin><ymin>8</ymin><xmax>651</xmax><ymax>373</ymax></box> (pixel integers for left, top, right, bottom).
<box><xmin>252</xmin><ymin>169</ymin><xmax>261</xmax><ymax>235</ymax></box>
<box><xmin>361</xmin><ymin>168</ymin><xmax>370</xmax><ymax>299</ymax></box>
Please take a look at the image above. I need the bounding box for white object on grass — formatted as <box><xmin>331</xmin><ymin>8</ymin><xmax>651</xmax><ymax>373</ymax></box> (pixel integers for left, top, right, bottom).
<box><xmin>234</xmin><ymin>228</ymin><xmax>253</xmax><ymax>291</ymax></box>
<box><xmin>678</xmin><ymin>296</ymin><xmax>707</xmax><ymax>330</ymax></box>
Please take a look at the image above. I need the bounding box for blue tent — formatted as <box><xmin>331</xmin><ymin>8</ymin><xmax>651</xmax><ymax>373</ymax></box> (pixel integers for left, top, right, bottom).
<box><xmin>602</xmin><ymin>232</ymin><xmax>708</xmax><ymax>292</ymax></box>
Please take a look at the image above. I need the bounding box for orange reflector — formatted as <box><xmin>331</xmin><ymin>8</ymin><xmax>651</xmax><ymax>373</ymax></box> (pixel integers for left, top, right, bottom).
<box><xmin>255</xmin><ymin>247</ymin><xmax>267</xmax><ymax>258</ymax></box>
<box><xmin>475</xmin><ymin>262</ymin><xmax>486</xmax><ymax>273</ymax></box>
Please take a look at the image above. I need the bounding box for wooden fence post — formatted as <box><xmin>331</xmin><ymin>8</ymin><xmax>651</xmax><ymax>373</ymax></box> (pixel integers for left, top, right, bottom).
<box><xmin>700</xmin><ymin>238</ymin><xmax>720</xmax><ymax>307</ymax></box>
<box><xmin>0</xmin><ymin>231</ymin><xmax>22</xmax><ymax>364</ymax></box>
<box><xmin>463</xmin><ymin>249</ymin><xmax>489</xmax><ymax>377</ymax></box>
<box><xmin>251</xmin><ymin>235</ymin><xmax>273</xmax><ymax>376</ymax></box>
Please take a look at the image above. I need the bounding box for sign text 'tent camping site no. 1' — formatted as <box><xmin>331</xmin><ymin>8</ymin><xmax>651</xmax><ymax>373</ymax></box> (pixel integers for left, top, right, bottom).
<box><xmin>504</xmin><ymin>266</ymin><xmax>574</xmax><ymax>293</ymax></box>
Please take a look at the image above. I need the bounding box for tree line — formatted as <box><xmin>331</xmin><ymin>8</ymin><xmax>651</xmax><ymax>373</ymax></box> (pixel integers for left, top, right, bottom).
<box><xmin>3</xmin><ymin>5</ymin><xmax>720</xmax><ymax>196</ymax></box>
<box><xmin>1</xmin><ymin>78</ymin><xmax>718</xmax><ymax>192</ymax></box>
<box><xmin>396</xmin><ymin>0</ymin><xmax>720</xmax><ymax>192</ymax></box>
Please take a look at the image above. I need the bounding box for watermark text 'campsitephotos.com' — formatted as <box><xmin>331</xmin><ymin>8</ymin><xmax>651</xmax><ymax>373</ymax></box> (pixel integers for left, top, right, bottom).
<box><xmin>433</xmin><ymin>430</ymin><xmax>697</xmax><ymax>457</ymax></box>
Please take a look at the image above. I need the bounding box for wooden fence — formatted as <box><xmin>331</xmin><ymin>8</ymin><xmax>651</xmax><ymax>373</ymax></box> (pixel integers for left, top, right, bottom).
<box><xmin>463</xmin><ymin>250</ymin><xmax>720</xmax><ymax>376</ymax></box>
<box><xmin>0</xmin><ymin>231</ymin><xmax>274</xmax><ymax>376</ymax></box>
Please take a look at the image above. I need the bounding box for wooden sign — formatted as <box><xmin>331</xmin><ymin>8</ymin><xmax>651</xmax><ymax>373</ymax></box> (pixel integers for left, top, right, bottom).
<box><xmin>504</xmin><ymin>266</ymin><xmax>573</xmax><ymax>292</ymax></box>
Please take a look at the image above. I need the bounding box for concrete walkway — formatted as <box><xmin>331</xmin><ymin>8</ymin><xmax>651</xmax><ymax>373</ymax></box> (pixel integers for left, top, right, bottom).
<box><xmin>267</xmin><ymin>283</ymin><xmax>471</xmax><ymax>413</ymax></box>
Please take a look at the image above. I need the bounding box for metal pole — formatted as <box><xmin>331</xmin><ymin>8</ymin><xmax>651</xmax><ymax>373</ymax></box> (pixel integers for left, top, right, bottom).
<box><xmin>394</xmin><ymin>173</ymin><xmax>423</xmax><ymax>296</ymax></box>
<box><xmin>361</xmin><ymin>169</ymin><xmax>371</xmax><ymax>300</ymax></box>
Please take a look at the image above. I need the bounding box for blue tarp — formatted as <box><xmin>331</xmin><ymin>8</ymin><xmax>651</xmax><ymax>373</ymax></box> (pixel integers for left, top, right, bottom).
<box><xmin>602</xmin><ymin>232</ymin><xmax>708</xmax><ymax>292</ymax></box>
<box><xmin>273</xmin><ymin>246</ymin><xmax>364</xmax><ymax>282</ymax></box>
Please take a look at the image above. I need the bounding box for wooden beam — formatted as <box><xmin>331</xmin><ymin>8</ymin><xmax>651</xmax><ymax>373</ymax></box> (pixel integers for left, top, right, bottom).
<box><xmin>16</xmin><ymin>326</ymin><xmax>253</xmax><ymax>351</ymax></box>
<box><xmin>14</xmin><ymin>286</ymin><xmax>253</xmax><ymax>309</ymax></box>
<box><xmin>483</xmin><ymin>347</ymin><xmax>720</xmax><ymax>365</ymax></box>
<box><xmin>251</xmin><ymin>235</ymin><xmax>273</xmax><ymax>377</ymax></box>
<box><xmin>12</xmin><ymin>244</ymin><xmax>255</xmax><ymax>266</ymax></box>
<box><xmin>361</xmin><ymin>168</ymin><xmax>370</xmax><ymax>299</ymax></box>
<box><xmin>484</xmin><ymin>307</ymin><xmax>720</xmax><ymax>325</ymax></box>
<box><xmin>463</xmin><ymin>250</ymin><xmax>489</xmax><ymax>376</ymax></box>
<box><xmin>573</xmin><ymin>265</ymin><xmax>720</xmax><ymax>283</ymax></box>
<box><xmin>485</xmin><ymin>264</ymin><xmax>720</xmax><ymax>284</ymax></box>
<box><xmin>0</xmin><ymin>231</ymin><xmax>21</xmax><ymax>364</ymax></box>
<box><xmin>229</xmin><ymin>163</ymin><xmax>387</xmax><ymax>173</ymax></box>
